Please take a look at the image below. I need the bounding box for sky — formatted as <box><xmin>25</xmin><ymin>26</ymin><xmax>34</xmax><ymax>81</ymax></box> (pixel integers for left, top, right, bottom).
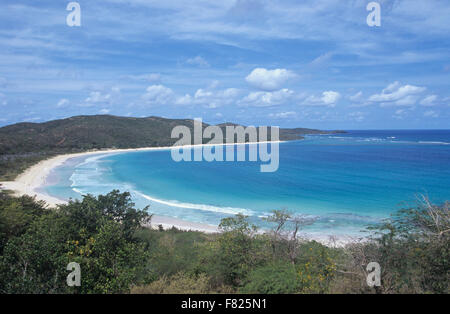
<box><xmin>0</xmin><ymin>0</ymin><xmax>449</xmax><ymax>129</ymax></box>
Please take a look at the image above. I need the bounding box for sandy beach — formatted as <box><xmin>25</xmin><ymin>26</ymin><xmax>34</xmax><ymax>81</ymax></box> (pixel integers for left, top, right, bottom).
<box><xmin>0</xmin><ymin>141</ymin><xmax>358</xmax><ymax>245</ymax></box>
<box><xmin>0</xmin><ymin>141</ymin><xmax>281</xmax><ymax>234</ymax></box>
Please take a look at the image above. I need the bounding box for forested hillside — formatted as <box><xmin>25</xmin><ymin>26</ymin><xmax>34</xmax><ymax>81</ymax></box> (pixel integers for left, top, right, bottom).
<box><xmin>0</xmin><ymin>115</ymin><xmax>339</xmax><ymax>180</ymax></box>
<box><xmin>0</xmin><ymin>190</ymin><xmax>447</xmax><ymax>294</ymax></box>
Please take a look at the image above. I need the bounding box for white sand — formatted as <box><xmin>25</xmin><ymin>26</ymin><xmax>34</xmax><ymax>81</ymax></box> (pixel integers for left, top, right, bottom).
<box><xmin>0</xmin><ymin>141</ymin><xmax>358</xmax><ymax>245</ymax></box>
<box><xmin>0</xmin><ymin>142</ymin><xmax>280</xmax><ymax>234</ymax></box>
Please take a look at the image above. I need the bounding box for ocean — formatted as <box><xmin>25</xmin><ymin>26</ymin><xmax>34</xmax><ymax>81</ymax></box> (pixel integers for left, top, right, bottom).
<box><xmin>43</xmin><ymin>130</ymin><xmax>450</xmax><ymax>237</ymax></box>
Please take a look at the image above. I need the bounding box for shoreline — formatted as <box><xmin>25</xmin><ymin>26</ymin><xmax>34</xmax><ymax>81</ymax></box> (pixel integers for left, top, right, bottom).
<box><xmin>0</xmin><ymin>140</ymin><xmax>359</xmax><ymax>246</ymax></box>
<box><xmin>0</xmin><ymin>141</ymin><xmax>272</xmax><ymax>234</ymax></box>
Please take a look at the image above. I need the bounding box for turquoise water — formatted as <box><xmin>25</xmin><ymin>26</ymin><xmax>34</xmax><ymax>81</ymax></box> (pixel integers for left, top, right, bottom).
<box><xmin>44</xmin><ymin>130</ymin><xmax>450</xmax><ymax>236</ymax></box>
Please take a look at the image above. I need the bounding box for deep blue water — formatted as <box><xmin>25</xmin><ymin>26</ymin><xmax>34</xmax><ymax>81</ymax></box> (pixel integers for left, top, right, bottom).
<box><xmin>44</xmin><ymin>130</ymin><xmax>450</xmax><ymax>237</ymax></box>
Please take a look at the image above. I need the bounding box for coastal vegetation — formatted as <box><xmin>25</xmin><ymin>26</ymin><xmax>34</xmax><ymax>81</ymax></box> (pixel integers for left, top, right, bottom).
<box><xmin>0</xmin><ymin>115</ymin><xmax>339</xmax><ymax>181</ymax></box>
<box><xmin>0</xmin><ymin>189</ymin><xmax>447</xmax><ymax>294</ymax></box>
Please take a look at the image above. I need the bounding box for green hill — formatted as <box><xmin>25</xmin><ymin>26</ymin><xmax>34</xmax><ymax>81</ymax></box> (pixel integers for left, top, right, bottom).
<box><xmin>0</xmin><ymin>115</ymin><xmax>341</xmax><ymax>180</ymax></box>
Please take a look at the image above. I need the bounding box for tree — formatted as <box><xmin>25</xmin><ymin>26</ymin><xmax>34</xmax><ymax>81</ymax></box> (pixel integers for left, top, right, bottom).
<box><xmin>59</xmin><ymin>190</ymin><xmax>152</xmax><ymax>241</ymax></box>
<box><xmin>0</xmin><ymin>194</ymin><xmax>48</xmax><ymax>254</ymax></box>
<box><xmin>288</xmin><ymin>215</ymin><xmax>316</xmax><ymax>265</ymax></box>
<box><xmin>0</xmin><ymin>213</ymin><xmax>70</xmax><ymax>293</ymax></box>
<box><xmin>296</xmin><ymin>241</ymin><xmax>337</xmax><ymax>294</ymax></box>
<box><xmin>215</xmin><ymin>214</ymin><xmax>259</xmax><ymax>286</ymax></box>
<box><xmin>0</xmin><ymin>190</ymin><xmax>152</xmax><ymax>293</ymax></box>
<box><xmin>70</xmin><ymin>219</ymin><xmax>150</xmax><ymax>293</ymax></box>
<box><xmin>346</xmin><ymin>197</ymin><xmax>450</xmax><ymax>294</ymax></box>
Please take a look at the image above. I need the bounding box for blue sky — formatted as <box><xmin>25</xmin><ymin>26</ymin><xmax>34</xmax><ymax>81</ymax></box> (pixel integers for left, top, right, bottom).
<box><xmin>0</xmin><ymin>0</ymin><xmax>449</xmax><ymax>129</ymax></box>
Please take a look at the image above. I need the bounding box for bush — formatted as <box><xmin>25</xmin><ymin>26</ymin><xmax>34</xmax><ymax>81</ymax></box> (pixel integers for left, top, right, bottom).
<box><xmin>296</xmin><ymin>241</ymin><xmax>337</xmax><ymax>293</ymax></box>
<box><xmin>240</xmin><ymin>262</ymin><xmax>299</xmax><ymax>294</ymax></box>
<box><xmin>0</xmin><ymin>190</ymin><xmax>151</xmax><ymax>293</ymax></box>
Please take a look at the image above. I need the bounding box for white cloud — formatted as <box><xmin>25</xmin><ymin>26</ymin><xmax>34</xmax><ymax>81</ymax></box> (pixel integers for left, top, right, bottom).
<box><xmin>420</xmin><ymin>95</ymin><xmax>438</xmax><ymax>106</ymax></box>
<box><xmin>369</xmin><ymin>82</ymin><xmax>426</xmax><ymax>106</ymax></box>
<box><xmin>302</xmin><ymin>91</ymin><xmax>341</xmax><ymax>107</ymax></box>
<box><xmin>322</xmin><ymin>91</ymin><xmax>341</xmax><ymax>105</ymax></box>
<box><xmin>175</xmin><ymin>94</ymin><xmax>193</xmax><ymax>106</ymax></box>
<box><xmin>239</xmin><ymin>88</ymin><xmax>294</xmax><ymax>107</ymax></box>
<box><xmin>393</xmin><ymin>109</ymin><xmax>408</xmax><ymax>120</ymax></box>
<box><xmin>391</xmin><ymin>95</ymin><xmax>419</xmax><ymax>106</ymax></box>
<box><xmin>348</xmin><ymin>91</ymin><xmax>371</xmax><ymax>107</ymax></box>
<box><xmin>245</xmin><ymin>68</ymin><xmax>296</xmax><ymax>91</ymax></box>
<box><xmin>424</xmin><ymin>110</ymin><xmax>439</xmax><ymax>118</ymax></box>
<box><xmin>142</xmin><ymin>85</ymin><xmax>174</xmax><ymax>105</ymax></box>
<box><xmin>310</xmin><ymin>52</ymin><xmax>334</xmax><ymax>67</ymax></box>
<box><xmin>349</xmin><ymin>91</ymin><xmax>363</xmax><ymax>102</ymax></box>
<box><xmin>80</xmin><ymin>91</ymin><xmax>113</xmax><ymax>107</ymax></box>
<box><xmin>99</xmin><ymin>109</ymin><xmax>110</xmax><ymax>114</ymax></box>
<box><xmin>383</xmin><ymin>81</ymin><xmax>402</xmax><ymax>94</ymax></box>
<box><xmin>195</xmin><ymin>89</ymin><xmax>213</xmax><ymax>99</ymax></box>
<box><xmin>186</xmin><ymin>56</ymin><xmax>209</xmax><ymax>67</ymax></box>
<box><xmin>56</xmin><ymin>98</ymin><xmax>69</xmax><ymax>108</ymax></box>
<box><xmin>268</xmin><ymin>111</ymin><xmax>297</xmax><ymax>119</ymax></box>
<box><xmin>176</xmin><ymin>87</ymin><xmax>241</xmax><ymax>108</ymax></box>
<box><xmin>222</xmin><ymin>88</ymin><xmax>240</xmax><ymax>98</ymax></box>
<box><xmin>86</xmin><ymin>92</ymin><xmax>111</xmax><ymax>103</ymax></box>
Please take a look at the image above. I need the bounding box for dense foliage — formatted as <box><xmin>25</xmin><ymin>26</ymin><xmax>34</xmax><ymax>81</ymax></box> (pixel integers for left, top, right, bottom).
<box><xmin>0</xmin><ymin>190</ymin><xmax>447</xmax><ymax>294</ymax></box>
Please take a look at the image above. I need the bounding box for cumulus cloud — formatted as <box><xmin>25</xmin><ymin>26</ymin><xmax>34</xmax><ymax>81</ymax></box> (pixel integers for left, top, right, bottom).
<box><xmin>245</xmin><ymin>68</ymin><xmax>297</xmax><ymax>91</ymax></box>
<box><xmin>80</xmin><ymin>91</ymin><xmax>113</xmax><ymax>107</ymax></box>
<box><xmin>175</xmin><ymin>94</ymin><xmax>193</xmax><ymax>106</ymax></box>
<box><xmin>142</xmin><ymin>85</ymin><xmax>174</xmax><ymax>105</ymax></box>
<box><xmin>322</xmin><ymin>91</ymin><xmax>341</xmax><ymax>105</ymax></box>
<box><xmin>302</xmin><ymin>91</ymin><xmax>341</xmax><ymax>107</ymax></box>
<box><xmin>369</xmin><ymin>82</ymin><xmax>426</xmax><ymax>106</ymax></box>
<box><xmin>239</xmin><ymin>88</ymin><xmax>294</xmax><ymax>107</ymax></box>
<box><xmin>87</xmin><ymin>92</ymin><xmax>111</xmax><ymax>103</ymax></box>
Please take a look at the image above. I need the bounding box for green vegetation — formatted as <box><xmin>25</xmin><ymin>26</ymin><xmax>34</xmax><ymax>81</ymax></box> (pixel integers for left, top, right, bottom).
<box><xmin>0</xmin><ymin>190</ymin><xmax>447</xmax><ymax>294</ymax></box>
<box><xmin>0</xmin><ymin>115</ymin><xmax>338</xmax><ymax>180</ymax></box>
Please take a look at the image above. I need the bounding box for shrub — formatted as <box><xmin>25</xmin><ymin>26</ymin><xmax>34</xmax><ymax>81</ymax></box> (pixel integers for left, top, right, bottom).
<box><xmin>240</xmin><ymin>262</ymin><xmax>300</xmax><ymax>294</ymax></box>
